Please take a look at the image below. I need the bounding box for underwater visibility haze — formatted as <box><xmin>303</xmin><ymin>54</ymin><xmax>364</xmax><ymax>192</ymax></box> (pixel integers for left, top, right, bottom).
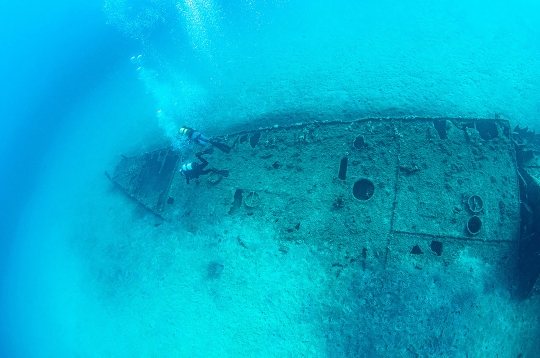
<box><xmin>1</xmin><ymin>0</ymin><xmax>540</xmax><ymax>356</ymax></box>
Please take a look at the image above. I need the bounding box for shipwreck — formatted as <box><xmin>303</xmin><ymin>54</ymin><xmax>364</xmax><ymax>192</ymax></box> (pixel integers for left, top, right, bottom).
<box><xmin>106</xmin><ymin>117</ymin><xmax>540</xmax><ymax>298</ymax></box>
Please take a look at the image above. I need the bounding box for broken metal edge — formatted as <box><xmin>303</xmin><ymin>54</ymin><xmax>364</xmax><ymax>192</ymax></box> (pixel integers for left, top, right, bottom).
<box><xmin>104</xmin><ymin>169</ymin><xmax>167</xmax><ymax>221</ymax></box>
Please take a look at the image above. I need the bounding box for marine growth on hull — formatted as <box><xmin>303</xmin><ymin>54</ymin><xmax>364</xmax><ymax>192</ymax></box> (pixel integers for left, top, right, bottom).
<box><xmin>107</xmin><ymin>117</ymin><xmax>540</xmax><ymax>298</ymax></box>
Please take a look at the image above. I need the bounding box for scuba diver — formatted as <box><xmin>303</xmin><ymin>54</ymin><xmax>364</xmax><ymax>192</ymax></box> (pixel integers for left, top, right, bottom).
<box><xmin>179</xmin><ymin>126</ymin><xmax>231</xmax><ymax>154</ymax></box>
<box><xmin>180</xmin><ymin>148</ymin><xmax>229</xmax><ymax>184</ymax></box>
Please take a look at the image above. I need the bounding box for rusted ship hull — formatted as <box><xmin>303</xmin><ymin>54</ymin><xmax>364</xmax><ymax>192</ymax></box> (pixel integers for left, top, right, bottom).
<box><xmin>107</xmin><ymin>117</ymin><xmax>540</xmax><ymax>297</ymax></box>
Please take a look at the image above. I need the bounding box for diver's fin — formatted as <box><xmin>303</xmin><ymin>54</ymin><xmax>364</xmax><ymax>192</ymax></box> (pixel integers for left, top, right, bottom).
<box><xmin>210</xmin><ymin>141</ymin><xmax>231</xmax><ymax>154</ymax></box>
<box><xmin>212</xmin><ymin>169</ymin><xmax>229</xmax><ymax>177</ymax></box>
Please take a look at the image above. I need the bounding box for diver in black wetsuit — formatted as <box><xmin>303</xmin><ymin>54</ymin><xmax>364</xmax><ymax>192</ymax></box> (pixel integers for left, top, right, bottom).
<box><xmin>179</xmin><ymin>148</ymin><xmax>229</xmax><ymax>184</ymax></box>
<box><xmin>179</xmin><ymin>126</ymin><xmax>231</xmax><ymax>154</ymax></box>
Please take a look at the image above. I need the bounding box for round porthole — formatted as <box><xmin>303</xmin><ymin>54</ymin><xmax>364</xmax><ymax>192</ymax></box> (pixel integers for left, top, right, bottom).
<box><xmin>467</xmin><ymin>195</ymin><xmax>483</xmax><ymax>213</ymax></box>
<box><xmin>353</xmin><ymin>179</ymin><xmax>374</xmax><ymax>201</ymax></box>
<box><xmin>467</xmin><ymin>216</ymin><xmax>482</xmax><ymax>235</ymax></box>
<box><xmin>244</xmin><ymin>191</ymin><xmax>261</xmax><ymax>208</ymax></box>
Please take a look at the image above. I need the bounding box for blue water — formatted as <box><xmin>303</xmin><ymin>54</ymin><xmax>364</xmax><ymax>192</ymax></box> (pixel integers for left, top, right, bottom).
<box><xmin>1</xmin><ymin>0</ymin><xmax>539</xmax><ymax>356</ymax></box>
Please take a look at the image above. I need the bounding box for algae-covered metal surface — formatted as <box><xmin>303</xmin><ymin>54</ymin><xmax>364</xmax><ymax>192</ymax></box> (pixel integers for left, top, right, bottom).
<box><xmin>109</xmin><ymin>117</ymin><xmax>537</xmax><ymax>293</ymax></box>
<box><xmin>514</xmin><ymin>126</ymin><xmax>540</xmax><ymax>296</ymax></box>
<box><xmin>106</xmin><ymin>147</ymin><xmax>180</xmax><ymax>217</ymax></box>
